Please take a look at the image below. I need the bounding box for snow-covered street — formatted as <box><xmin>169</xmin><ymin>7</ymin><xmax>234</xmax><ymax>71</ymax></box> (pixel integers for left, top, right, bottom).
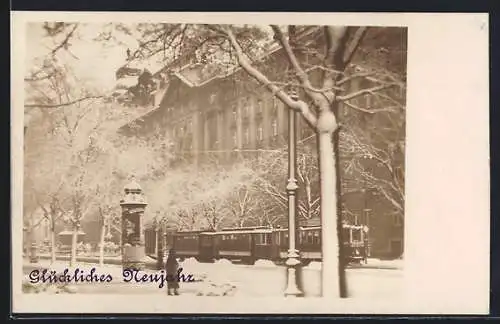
<box><xmin>22</xmin><ymin>258</ymin><xmax>403</xmax><ymax>298</ymax></box>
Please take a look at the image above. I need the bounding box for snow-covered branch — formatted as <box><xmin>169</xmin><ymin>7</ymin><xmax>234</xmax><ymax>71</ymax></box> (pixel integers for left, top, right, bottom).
<box><xmin>221</xmin><ymin>25</ymin><xmax>318</xmax><ymax>128</ymax></box>
<box><xmin>338</xmin><ymin>84</ymin><xmax>397</xmax><ymax>102</ymax></box>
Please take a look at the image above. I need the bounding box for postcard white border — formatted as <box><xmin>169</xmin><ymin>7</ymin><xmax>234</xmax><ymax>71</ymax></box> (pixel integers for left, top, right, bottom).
<box><xmin>11</xmin><ymin>11</ymin><xmax>490</xmax><ymax>314</ymax></box>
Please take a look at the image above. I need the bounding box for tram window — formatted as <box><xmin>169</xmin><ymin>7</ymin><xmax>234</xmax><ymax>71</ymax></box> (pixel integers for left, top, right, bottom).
<box><xmin>313</xmin><ymin>231</ymin><xmax>320</xmax><ymax>244</ymax></box>
<box><xmin>352</xmin><ymin>230</ymin><xmax>361</xmax><ymax>241</ymax></box>
<box><xmin>342</xmin><ymin>228</ymin><xmax>350</xmax><ymax>239</ymax></box>
<box><xmin>201</xmin><ymin>237</ymin><xmax>211</xmax><ymax>246</ymax></box>
<box><xmin>307</xmin><ymin>232</ymin><xmax>313</xmax><ymax>244</ymax></box>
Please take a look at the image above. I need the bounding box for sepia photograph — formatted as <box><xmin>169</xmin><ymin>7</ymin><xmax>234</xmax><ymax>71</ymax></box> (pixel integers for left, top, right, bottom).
<box><xmin>11</xmin><ymin>12</ymin><xmax>489</xmax><ymax>315</ymax></box>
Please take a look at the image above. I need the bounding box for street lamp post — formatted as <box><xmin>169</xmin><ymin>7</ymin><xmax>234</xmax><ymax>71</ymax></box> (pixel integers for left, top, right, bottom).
<box><xmin>284</xmin><ymin>102</ymin><xmax>303</xmax><ymax>297</ymax></box>
<box><xmin>363</xmin><ymin>207</ymin><xmax>371</xmax><ymax>259</ymax></box>
<box><xmin>362</xmin><ymin>186</ymin><xmax>372</xmax><ymax>259</ymax></box>
<box><xmin>284</xmin><ymin>28</ymin><xmax>303</xmax><ymax>297</ymax></box>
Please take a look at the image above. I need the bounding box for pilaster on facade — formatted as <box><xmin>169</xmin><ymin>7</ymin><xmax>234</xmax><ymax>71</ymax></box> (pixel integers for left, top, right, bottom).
<box><xmin>202</xmin><ymin>111</ymin><xmax>210</xmax><ymax>153</ymax></box>
<box><xmin>247</xmin><ymin>97</ymin><xmax>256</xmax><ymax>149</ymax></box>
<box><xmin>191</xmin><ymin>108</ymin><xmax>202</xmax><ymax>166</ymax></box>
<box><xmin>216</xmin><ymin>108</ymin><xmax>225</xmax><ymax>154</ymax></box>
<box><xmin>261</xmin><ymin>94</ymin><xmax>272</xmax><ymax>147</ymax></box>
<box><xmin>235</xmin><ymin>99</ymin><xmax>243</xmax><ymax>152</ymax></box>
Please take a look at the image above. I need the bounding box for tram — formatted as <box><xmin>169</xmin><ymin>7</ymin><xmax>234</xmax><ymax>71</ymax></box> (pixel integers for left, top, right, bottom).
<box><xmin>145</xmin><ymin>222</ymin><xmax>368</xmax><ymax>265</ymax></box>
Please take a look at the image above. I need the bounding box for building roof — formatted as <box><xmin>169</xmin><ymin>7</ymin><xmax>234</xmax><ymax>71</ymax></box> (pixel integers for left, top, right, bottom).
<box><xmin>116</xmin><ymin>26</ymin><xmax>322</xmax><ymax>130</ymax></box>
<box><xmin>169</xmin><ymin>26</ymin><xmax>321</xmax><ymax>89</ymax></box>
<box><xmin>58</xmin><ymin>230</ymin><xmax>86</xmax><ymax>236</ymax></box>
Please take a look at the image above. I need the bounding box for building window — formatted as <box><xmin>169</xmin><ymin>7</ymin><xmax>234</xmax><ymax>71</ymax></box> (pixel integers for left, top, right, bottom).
<box><xmin>256</xmin><ymin>99</ymin><xmax>264</xmax><ymax>115</ymax></box>
<box><xmin>363</xmin><ymin>93</ymin><xmax>373</xmax><ymax>110</ymax></box>
<box><xmin>232</xmin><ymin>105</ymin><xmax>237</xmax><ymax>123</ymax></box>
<box><xmin>390</xmin><ymin>240</ymin><xmax>403</xmax><ymax>257</ymax></box>
<box><xmin>243</xmin><ymin>127</ymin><xmax>250</xmax><ymax>145</ymax></box>
<box><xmin>272</xmin><ymin>97</ymin><xmax>279</xmax><ymax>116</ymax></box>
<box><xmin>232</xmin><ymin>131</ymin><xmax>237</xmax><ymax>148</ymax></box>
<box><xmin>301</xmin><ymin>124</ymin><xmax>308</xmax><ymax>139</ymax></box>
<box><xmin>360</xmin><ymin>77</ymin><xmax>373</xmax><ymax>108</ymax></box>
<box><xmin>185</xmin><ymin>136</ymin><xmax>193</xmax><ymax>151</ymax></box>
<box><xmin>257</xmin><ymin>124</ymin><xmax>263</xmax><ymax>142</ymax></box>
<box><xmin>242</xmin><ymin>98</ymin><xmax>249</xmax><ymax>118</ymax></box>
<box><xmin>209</xmin><ymin>93</ymin><xmax>217</xmax><ymax>104</ymax></box>
<box><xmin>218</xmin><ymin>110</ymin><xmax>224</xmax><ymax>124</ymax></box>
<box><xmin>271</xmin><ymin>119</ymin><xmax>278</xmax><ymax>137</ymax></box>
<box><xmin>393</xmin><ymin>214</ymin><xmax>402</xmax><ymax>226</ymax></box>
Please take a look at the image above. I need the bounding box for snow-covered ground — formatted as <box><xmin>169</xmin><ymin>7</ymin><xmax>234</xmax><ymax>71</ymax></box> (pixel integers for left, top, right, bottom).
<box><xmin>22</xmin><ymin>258</ymin><xmax>403</xmax><ymax>298</ymax></box>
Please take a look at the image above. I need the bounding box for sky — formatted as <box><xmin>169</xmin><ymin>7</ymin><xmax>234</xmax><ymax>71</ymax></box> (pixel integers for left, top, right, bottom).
<box><xmin>25</xmin><ymin>23</ymin><xmax>277</xmax><ymax>93</ymax></box>
<box><xmin>26</xmin><ymin>23</ymin><xmax>139</xmax><ymax>93</ymax></box>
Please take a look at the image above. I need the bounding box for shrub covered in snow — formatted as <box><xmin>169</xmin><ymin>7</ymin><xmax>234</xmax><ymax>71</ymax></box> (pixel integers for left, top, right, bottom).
<box><xmin>181</xmin><ymin>257</ymin><xmax>200</xmax><ymax>267</ymax></box>
<box><xmin>305</xmin><ymin>261</ymin><xmax>322</xmax><ymax>270</ymax></box>
<box><xmin>196</xmin><ymin>280</ymin><xmax>237</xmax><ymax>296</ymax></box>
<box><xmin>214</xmin><ymin>258</ymin><xmax>233</xmax><ymax>266</ymax></box>
<box><xmin>254</xmin><ymin>259</ymin><xmax>277</xmax><ymax>268</ymax></box>
<box><xmin>22</xmin><ymin>279</ymin><xmax>78</xmax><ymax>294</ymax></box>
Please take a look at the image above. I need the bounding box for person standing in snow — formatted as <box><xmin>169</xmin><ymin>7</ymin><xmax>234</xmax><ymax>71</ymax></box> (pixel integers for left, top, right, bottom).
<box><xmin>165</xmin><ymin>248</ymin><xmax>180</xmax><ymax>296</ymax></box>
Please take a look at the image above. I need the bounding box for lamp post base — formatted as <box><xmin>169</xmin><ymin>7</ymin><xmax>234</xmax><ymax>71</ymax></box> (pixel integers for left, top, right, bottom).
<box><xmin>122</xmin><ymin>244</ymin><xmax>146</xmax><ymax>271</ymax></box>
<box><xmin>284</xmin><ymin>249</ymin><xmax>303</xmax><ymax>297</ymax></box>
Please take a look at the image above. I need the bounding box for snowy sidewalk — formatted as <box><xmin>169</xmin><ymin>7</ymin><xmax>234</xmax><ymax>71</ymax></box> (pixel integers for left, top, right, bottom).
<box><xmin>22</xmin><ymin>258</ymin><xmax>403</xmax><ymax>298</ymax></box>
<box><xmin>351</xmin><ymin>258</ymin><xmax>404</xmax><ymax>270</ymax></box>
<box><xmin>177</xmin><ymin>258</ymin><xmax>403</xmax><ymax>298</ymax></box>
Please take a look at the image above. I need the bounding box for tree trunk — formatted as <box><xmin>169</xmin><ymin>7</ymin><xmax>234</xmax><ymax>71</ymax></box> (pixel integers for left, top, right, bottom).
<box><xmin>70</xmin><ymin>225</ymin><xmax>78</xmax><ymax>267</ymax></box>
<box><xmin>25</xmin><ymin>227</ymin><xmax>32</xmax><ymax>259</ymax></box>
<box><xmin>99</xmin><ymin>223</ymin><xmax>106</xmax><ymax>267</ymax></box>
<box><xmin>119</xmin><ymin>227</ymin><xmax>123</xmax><ymax>256</ymax></box>
<box><xmin>317</xmin><ymin>130</ymin><xmax>341</xmax><ymax>299</ymax></box>
<box><xmin>333</xmin><ymin>126</ymin><xmax>348</xmax><ymax>298</ymax></box>
<box><xmin>50</xmin><ymin>227</ymin><xmax>56</xmax><ymax>264</ymax></box>
<box><xmin>154</xmin><ymin>228</ymin><xmax>159</xmax><ymax>256</ymax></box>
<box><xmin>305</xmin><ymin>179</ymin><xmax>312</xmax><ymax>219</ymax></box>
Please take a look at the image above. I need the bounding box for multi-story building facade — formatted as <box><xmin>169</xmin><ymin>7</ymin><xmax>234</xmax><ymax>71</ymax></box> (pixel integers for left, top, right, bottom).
<box><xmin>116</xmin><ymin>38</ymin><xmax>316</xmax><ymax>164</ymax></box>
<box><xmin>113</xmin><ymin>26</ymin><xmax>405</xmax><ymax>259</ymax></box>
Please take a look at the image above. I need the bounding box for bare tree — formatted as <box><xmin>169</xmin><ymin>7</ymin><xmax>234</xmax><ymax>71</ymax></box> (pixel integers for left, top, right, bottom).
<box><xmin>24</xmin><ymin>101</ymin><xmax>75</xmax><ymax>263</ymax></box>
<box><xmin>226</xmin><ymin>186</ymin><xmax>259</xmax><ymax>228</ymax></box>
<box><xmin>206</xmin><ymin>25</ymin><xmax>404</xmax><ymax>298</ymax></box>
<box><xmin>24</xmin><ymin>23</ymin><xmax>106</xmax><ymax>111</ymax></box>
<box><xmin>107</xmin><ymin>23</ymin><xmax>406</xmax><ymax>298</ymax></box>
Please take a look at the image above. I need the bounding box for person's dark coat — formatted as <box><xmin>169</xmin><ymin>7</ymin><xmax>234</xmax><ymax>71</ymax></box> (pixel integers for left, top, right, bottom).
<box><xmin>165</xmin><ymin>249</ymin><xmax>180</xmax><ymax>289</ymax></box>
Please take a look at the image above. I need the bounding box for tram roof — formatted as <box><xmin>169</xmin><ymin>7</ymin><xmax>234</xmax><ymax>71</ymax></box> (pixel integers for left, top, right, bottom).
<box><xmin>205</xmin><ymin>229</ymin><xmax>274</xmax><ymax>235</ymax></box>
